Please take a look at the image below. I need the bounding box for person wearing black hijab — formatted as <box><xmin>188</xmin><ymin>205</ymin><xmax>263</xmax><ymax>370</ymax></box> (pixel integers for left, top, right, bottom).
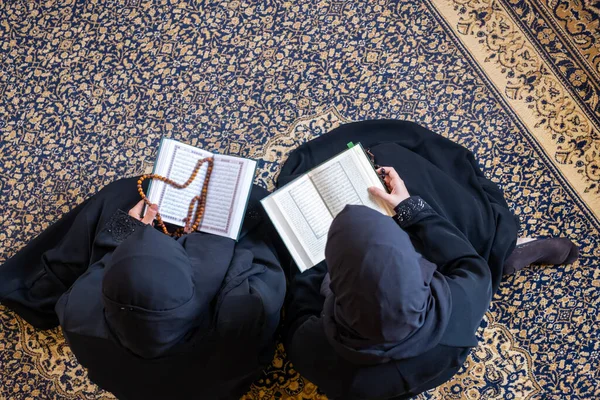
<box><xmin>280</xmin><ymin>120</ymin><xmax>578</xmax><ymax>399</ymax></box>
<box><xmin>0</xmin><ymin>177</ymin><xmax>286</xmax><ymax>400</ymax></box>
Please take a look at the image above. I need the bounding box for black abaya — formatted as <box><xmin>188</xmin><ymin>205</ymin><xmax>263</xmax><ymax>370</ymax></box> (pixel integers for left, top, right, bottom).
<box><xmin>281</xmin><ymin>120</ymin><xmax>519</xmax><ymax>399</ymax></box>
<box><xmin>0</xmin><ymin>177</ymin><xmax>286</xmax><ymax>400</ymax></box>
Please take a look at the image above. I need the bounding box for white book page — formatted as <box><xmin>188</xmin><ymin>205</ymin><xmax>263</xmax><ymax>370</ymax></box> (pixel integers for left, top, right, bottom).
<box><xmin>271</xmin><ymin>177</ymin><xmax>333</xmax><ymax>268</ymax></box>
<box><xmin>200</xmin><ymin>154</ymin><xmax>256</xmax><ymax>239</ymax></box>
<box><xmin>308</xmin><ymin>146</ymin><xmax>392</xmax><ymax>218</ymax></box>
<box><xmin>261</xmin><ymin>194</ymin><xmax>314</xmax><ymax>272</ymax></box>
<box><xmin>146</xmin><ymin>139</ymin><xmax>256</xmax><ymax>240</ymax></box>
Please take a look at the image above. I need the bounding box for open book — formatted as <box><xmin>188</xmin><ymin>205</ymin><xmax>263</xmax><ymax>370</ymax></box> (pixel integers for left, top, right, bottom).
<box><xmin>261</xmin><ymin>143</ymin><xmax>394</xmax><ymax>272</ymax></box>
<box><xmin>146</xmin><ymin>138</ymin><xmax>257</xmax><ymax>240</ymax></box>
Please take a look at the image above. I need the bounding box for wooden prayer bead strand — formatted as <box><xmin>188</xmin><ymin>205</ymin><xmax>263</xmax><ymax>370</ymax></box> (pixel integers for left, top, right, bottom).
<box><xmin>135</xmin><ymin>157</ymin><xmax>214</xmax><ymax>237</ymax></box>
<box><xmin>182</xmin><ymin>159</ymin><xmax>213</xmax><ymax>233</ymax></box>
<box><xmin>189</xmin><ymin>162</ymin><xmax>212</xmax><ymax>231</ymax></box>
<box><xmin>190</xmin><ymin>158</ymin><xmax>212</xmax><ymax>233</ymax></box>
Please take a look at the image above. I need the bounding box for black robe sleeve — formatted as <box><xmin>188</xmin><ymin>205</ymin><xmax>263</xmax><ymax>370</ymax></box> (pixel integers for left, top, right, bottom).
<box><xmin>394</xmin><ymin>196</ymin><xmax>492</xmax><ymax>347</ymax></box>
<box><xmin>394</xmin><ymin>196</ymin><xmax>491</xmax><ymax>279</ymax></box>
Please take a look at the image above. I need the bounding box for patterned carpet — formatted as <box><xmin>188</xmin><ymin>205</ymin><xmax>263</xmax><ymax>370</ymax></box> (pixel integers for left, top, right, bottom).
<box><xmin>1</xmin><ymin>0</ymin><xmax>599</xmax><ymax>398</ymax></box>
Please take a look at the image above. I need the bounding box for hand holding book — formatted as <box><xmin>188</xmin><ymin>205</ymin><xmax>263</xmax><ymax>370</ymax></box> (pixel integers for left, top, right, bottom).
<box><xmin>368</xmin><ymin>167</ymin><xmax>411</xmax><ymax>209</ymax></box>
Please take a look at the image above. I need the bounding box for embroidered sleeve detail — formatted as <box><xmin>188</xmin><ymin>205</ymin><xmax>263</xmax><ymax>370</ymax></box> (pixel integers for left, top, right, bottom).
<box><xmin>105</xmin><ymin>210</ymin><xmax>146</xmax><ymax>243</ymax></box>
<box><xmin>393</xmin><ymin>196</ymin><xmax>434</xmax><ymax>228</ymax></box>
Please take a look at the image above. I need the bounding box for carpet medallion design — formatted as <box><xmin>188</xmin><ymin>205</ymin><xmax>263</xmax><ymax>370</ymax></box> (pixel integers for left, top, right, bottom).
<box><xmin>1</xmin><ymin>0</ymin><xmax>598</xmax><ymax>398</ymax></box>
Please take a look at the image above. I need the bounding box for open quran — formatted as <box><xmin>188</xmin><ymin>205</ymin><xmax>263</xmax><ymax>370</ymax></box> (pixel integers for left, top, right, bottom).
<box><xmin>261</xmin><ymin>143</ymin><xmax>394</xmax><ymax>272</ymax></box>
<box><xmin>146</xmin><ymin>138</ymin><xmax>256</xmax><ymax>240</ymax></box>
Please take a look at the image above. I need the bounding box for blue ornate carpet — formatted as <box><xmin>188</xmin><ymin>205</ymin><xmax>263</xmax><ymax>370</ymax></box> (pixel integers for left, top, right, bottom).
<box><xmin>1</xmin><ymin>0</ymin><xmax>599</xmax><ymax>399</ymax></box>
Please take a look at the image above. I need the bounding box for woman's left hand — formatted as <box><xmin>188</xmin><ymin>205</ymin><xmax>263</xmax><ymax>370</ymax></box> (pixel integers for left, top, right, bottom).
<box><xmin>368</xmin><ymin>167</ymin><xmax>411</xmax><ymax>209</ymax></box>
<box><xmin>128</xmin><ymin>200</ymin><xmax>158</xmax><ymax>225</ymax></box>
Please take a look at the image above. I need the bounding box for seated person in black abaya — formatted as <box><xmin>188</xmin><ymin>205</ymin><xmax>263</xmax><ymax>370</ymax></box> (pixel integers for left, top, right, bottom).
<box><xmin>280</xmin><ymin>120</ymin><xmax>578</xmax><ymax>400</ymax></box>
<box><xmin>0</xmin><ymin>177</ymin><xmax>286</xmax><ymax>400</ymax></box>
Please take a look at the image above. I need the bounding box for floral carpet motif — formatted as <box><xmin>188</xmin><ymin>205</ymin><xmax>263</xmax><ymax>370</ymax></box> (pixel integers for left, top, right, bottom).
<box><xmin>1</xmin><ymin>0</ymin><xmax>598</xmax><ymax>399</ymax></box>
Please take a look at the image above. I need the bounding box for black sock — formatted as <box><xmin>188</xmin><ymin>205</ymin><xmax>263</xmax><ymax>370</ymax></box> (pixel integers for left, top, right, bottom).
<box><xmin>503</xmin><ymin>238</ymin><xmax>579</xmax><ymax>275</ymax></box>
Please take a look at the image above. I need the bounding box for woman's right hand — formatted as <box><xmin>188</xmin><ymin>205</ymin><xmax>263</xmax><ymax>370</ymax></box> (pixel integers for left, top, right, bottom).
<box><xmin>368</xmin><ymin>167</ymin><xmax>411</xmax><ymax>209</ymax></box>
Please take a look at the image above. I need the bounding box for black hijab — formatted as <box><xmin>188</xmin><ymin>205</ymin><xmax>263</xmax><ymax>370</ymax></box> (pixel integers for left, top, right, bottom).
<box><xmin>101</xmin><ymin>226</ymin><xmax>233</xmax><ymax>359</ymax></box>
<box><xmin>322</xmin><ymin>205</ymin><xmax>452</xmax><ymax>364</ymax></box>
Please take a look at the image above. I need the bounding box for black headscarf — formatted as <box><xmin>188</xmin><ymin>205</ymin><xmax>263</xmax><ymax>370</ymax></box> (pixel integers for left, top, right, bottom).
<box><xmin>322</xmin><ymin>205</ymin><xmax>452</xmax><ymax>364</ymax></box>
<box><xmin>101</xmin><ymin>226</ymin><xmax>233</xmax><ymax>359</ymax></box>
